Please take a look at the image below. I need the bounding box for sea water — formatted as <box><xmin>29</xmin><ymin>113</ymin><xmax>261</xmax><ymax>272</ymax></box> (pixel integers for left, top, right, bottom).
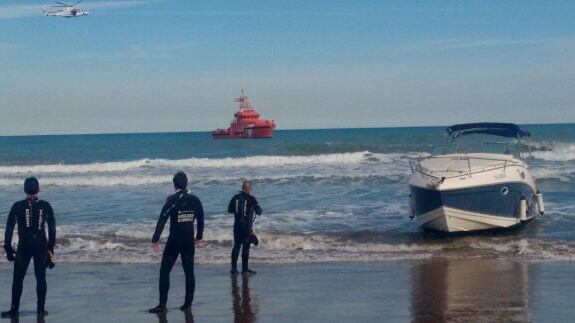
<box><xmin>0</xmin><ymin>124</ymin><xmax>574</xmax><ymax>264</ymax></box>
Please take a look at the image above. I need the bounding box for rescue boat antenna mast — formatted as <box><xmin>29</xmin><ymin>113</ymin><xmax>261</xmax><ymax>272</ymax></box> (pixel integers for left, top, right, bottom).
<box><xmin>235</xmin><ymin>89</ymin><xmax>253</xmax><ymax>110</ymax></box>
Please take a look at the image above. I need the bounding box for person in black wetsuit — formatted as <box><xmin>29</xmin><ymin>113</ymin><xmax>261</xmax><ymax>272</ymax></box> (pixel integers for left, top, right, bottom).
<box><xmin>229</xmin><ymin>181</ymin><xmax>262</xmax><ymax>275</ymax></box>
<box><xmin>2</xmin><ymin>177</ymin><xmax>56</xmax><ymax>320</ymax></box>
<box><xmin>149</xmin><ymin>171</ymin><xmax>204</xmax><ymax>314</ymax></box>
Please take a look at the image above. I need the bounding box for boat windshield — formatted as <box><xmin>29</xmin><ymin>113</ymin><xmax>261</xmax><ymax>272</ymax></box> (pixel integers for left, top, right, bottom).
<box><xmin>420</xmin><ymin>123</ymin><xmax>533</xmax><ymax>162</ymax></box>
<box><xmin>480</xmin><ymin>142</ymin><xmax>518</xmax><ymax>156</ymax></box>
<box><xmin>429</xmin><ymin>138</ymin><xmax>526</xmax><ymax>159</ymax></box>
<box><xmin>430</xmin><ymin>144</ymin><xmax>458</xmax><ymax>155</ymax></box>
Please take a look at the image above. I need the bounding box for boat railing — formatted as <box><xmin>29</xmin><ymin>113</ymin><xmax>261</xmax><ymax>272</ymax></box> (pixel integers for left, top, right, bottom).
<box><xmin>409</xmin><ymin>155</ymin><xmax>526</xmax><ymax>181</ymax></box>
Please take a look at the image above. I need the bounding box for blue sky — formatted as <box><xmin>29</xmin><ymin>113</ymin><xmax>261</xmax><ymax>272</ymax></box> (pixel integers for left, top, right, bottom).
<box><xmin>1</xmin><ymin>0</ymin><xmax>574</xmax><ymax>135</ymax></box>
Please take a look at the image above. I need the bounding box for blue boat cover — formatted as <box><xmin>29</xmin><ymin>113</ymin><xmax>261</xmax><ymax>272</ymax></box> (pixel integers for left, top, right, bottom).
<box><xmin>447</xmin><ymin>122</ymin><xmax>531</xmax><ymax>139</ymax></box>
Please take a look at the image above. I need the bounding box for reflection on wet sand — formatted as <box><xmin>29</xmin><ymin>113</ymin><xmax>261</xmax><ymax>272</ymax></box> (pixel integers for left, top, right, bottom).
<box><xmin>155</xmin><ymin>312</ymin><xmax>167</xmax><ymax>323</ymax></box>
<box><xmin>232</xmin><ymin>274</ymin><xmax>258</xmax><ymax>323</ymax></box>
<box><xmin>411</xmin><ymin>259</ymin><xmax>536</xmax><ymax>322</ymax></box>
<box><xmin>154</xmin><ymin>308</ymin><xmax>194</xmax><ymax>323</ymax></box>
<box><xmin>184</xmin><ymin>308</ymin><xmax>194</xmax><ymax>323</ymax></box>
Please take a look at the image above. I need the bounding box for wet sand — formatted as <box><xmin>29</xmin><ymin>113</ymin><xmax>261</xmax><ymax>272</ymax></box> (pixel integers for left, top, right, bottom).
<box><xmin>0</xmin><ymin>260</ymin><xmax>574</xmax><ymax>322</ymax></box>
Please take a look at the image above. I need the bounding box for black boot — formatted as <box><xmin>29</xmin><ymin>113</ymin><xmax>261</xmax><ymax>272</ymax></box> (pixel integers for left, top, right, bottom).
<box><xmin>242</xmin><ymin>268</ymin><xmax>257</xmax><ymax>275</ymax></box>
<box><xmin>37</xmin><ymin>309</ymin><xmax>49</xmax><ymax>318</ymax></box>
<box><xmin>179</xmin><ymin>303</ymin><xmax>191</xmax><ymax>311</ymax></box>
<box><xmin>148</xmin><ymin>304</ymin><xmax>167</xmax><ymax>314</ymax></box>
<box><xmin>0</xmin><ymin>308</ymin><xmax>18</xmax><ymax>319</ymax></box>
<box><xmin>230</xmin><ymin>266</ymin><xmax>239</xmax><ymax>275</ymax></box>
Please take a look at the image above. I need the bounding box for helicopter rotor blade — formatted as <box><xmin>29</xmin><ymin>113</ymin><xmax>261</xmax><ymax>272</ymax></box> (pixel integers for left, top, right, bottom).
<box><xmin>54</xmin><ymin>1</ymin><xmax>71</xmax><ymax>7</ymax></box>
<box><xmin>73</xmin><ymin>0</ymin><xmax>83</xmax><ymax>5</ymax></box>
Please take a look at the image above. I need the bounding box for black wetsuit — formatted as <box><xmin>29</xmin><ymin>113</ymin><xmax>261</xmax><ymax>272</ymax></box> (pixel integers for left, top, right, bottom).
<box><xmin>228</xmin><ymin>192</ymin><xmax>262</xmax><ymax>271</ymax></box>
<box><xmin>3</xmin><ymin>197</ymin><xmax>55</xmax><ymax>313</ymax></box>
<box><xmin>152</xmin><ymin>190</ymin><xmax>204</xmax><ymax>307</ymax></box>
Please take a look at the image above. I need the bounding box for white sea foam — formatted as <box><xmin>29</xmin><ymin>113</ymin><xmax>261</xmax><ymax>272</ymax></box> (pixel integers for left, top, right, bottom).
<box><xmin>0</xmin><ymin>221</ymin><xmax>438</xmax><ymax>264</ymax></box>
<box><xmin>0</xmin><ymin>171</ymin><xmax>412</xmax><ymax>187</ymax></box>
<box><xmin>0</xmin><ymin>152</ymin><xmax>380</xmax><ymax>175</ymax></box>
<box><xmin>3</xmin><ymin>222</ymin><xmax>574</xmax><ymax>264</ymax></box>
<box><xmin>0</xmin><ymin>151</ymin><xmax>414</xmax><ymax>187</ymax></box>
<box><xmin>0</xmin><ymin>175</ymin><xmax>171</xmax><ymax>187</ymax></box>
<box><xmin>532</xmin><ymin>168</ymin><xmax>574</xmax><ymax>182</ymax></box>
<box><xmin>468</xmin><ymin>237</ymin><xmax>575</xmax><ymax>261</ymax></box>
<box><xmin>0</xmin><ymin>159</ymin><xmax>149</xmax><ymax>175</ymax></box>
<box><xmin>532</xmin><ymin>143</ymin><xmax>575</xmax><ymax>161</ymax></box>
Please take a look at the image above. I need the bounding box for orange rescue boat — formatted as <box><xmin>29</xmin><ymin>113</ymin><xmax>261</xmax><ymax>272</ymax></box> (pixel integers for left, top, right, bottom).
<box><xmin>212</xmin><ymin>90</ymin><xmax>276</xmax><ymax>139</ymax></box>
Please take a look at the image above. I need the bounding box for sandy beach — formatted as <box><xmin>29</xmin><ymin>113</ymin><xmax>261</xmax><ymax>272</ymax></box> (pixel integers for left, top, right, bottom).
<box><xmin>0</xmin><ymin>259</ymin><xmax>574</xmax><ymax>322</ymax></box>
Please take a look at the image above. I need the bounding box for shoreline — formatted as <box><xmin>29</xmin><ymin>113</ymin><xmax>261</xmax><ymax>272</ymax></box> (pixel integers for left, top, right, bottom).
<box><xmin>1</xmin><ymin>259</ymin><xmax>574</xmax><ymax>322</ymax></box>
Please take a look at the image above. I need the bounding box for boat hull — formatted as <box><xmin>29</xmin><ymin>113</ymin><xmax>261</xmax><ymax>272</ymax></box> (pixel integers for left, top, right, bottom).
<box><xmin>212</xmin><ymin>125</ymin><xmax>274</xmax><ymax>139</ymax></box>
<box><xmin>414</xmin><ymin>204</ymin><xmax>535</xmax><ymax>232</ymax></box>
<box><xmin>408</xmin><ymin>152</ymin><xmax>540</xmax><ymax>232</ymax></box>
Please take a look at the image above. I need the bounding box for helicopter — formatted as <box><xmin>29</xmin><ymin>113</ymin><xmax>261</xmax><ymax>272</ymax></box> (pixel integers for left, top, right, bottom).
<box><xmin>43</xmin><ymin>1</ymin><xmax>88</xmax><ymax>18</ymax></box>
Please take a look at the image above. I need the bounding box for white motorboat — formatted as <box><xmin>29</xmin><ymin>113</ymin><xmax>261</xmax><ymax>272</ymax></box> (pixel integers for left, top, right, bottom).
<box><xmin>408</xmin><ymin>123</ymin><xmax>544</xmax><ymax>232</ymax></box>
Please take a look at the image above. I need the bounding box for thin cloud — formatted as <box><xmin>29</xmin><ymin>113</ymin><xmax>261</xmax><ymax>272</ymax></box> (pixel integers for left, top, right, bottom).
<box><xmin>128</xmin><ymin>7</ymin><xmax>380</xmax><ymax>17</ymax></box>
<box><xmin>128</xmin><ymin>4</ymin><xmax>473</xmax><ymax>18</ymax></box>
<box><xmin>82</xmin><ymin>0</ymin><xmax>152</xmax><ymax>11</ymax></box>
<box><xmin>0</xmin><ymin>42</ymin><xmax>23</xmax><ymax>50</ymax></box>
<box><xmin>399</xmin><ymin>38</ymin><xmax>575</xmax><ymax>51</ymax></box>
<box><xmin>0</xmin><ymin>4</ymin><xmax>43</xmax><ymax>19</ymax></box>
<box><xmin>55</xmin><ymin>42</ymin><xmax>195</xmax><ymax>62</ymax></box>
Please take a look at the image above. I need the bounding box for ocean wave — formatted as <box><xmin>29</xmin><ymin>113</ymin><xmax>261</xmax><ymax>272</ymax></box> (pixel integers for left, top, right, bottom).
<box><xmin>0</xmin><ymin>151</ymin><xmax>388</xmax><ymax>175</ymax></box>
<box><xmin>3</xmin><ymin>224</ymin><xmax>574</xmax><ymax>264</ymax></box>
<box><xmin>0</xmin><ymin>171</ymin><xmax>412</xmax><ymax>187</ymax></box>
<box><xmin>0</xmin><ymin>159</ymin><xmax>148</xmax><ymax>175</ymax></box>
<box><xmin>533</xmin><ymin>168</ymin><xmax>575</xmax><ymax>182</ymax></box>
<box><xmin>532</xmin><ymin>143</ymin><xmax>575</xmax><ymax>161</ymax></box>
<box><xmin>516</xmin><ymin>140</ymin><xmax>556</xmax><ymax>152</ymax></box>
<box><xmin>0</xmin><ymin>151</ymin><xmax>415</xmax><ymax>187</ymax></box>
<box><xmin>0</xmin><ymin>175</ymin><xmax>171</xmax><ymax>187</ymax></box>
<box><xmin>467</xmin><ymin>237</ymin><xmax>575</xmax><ymax>261</ymax></box>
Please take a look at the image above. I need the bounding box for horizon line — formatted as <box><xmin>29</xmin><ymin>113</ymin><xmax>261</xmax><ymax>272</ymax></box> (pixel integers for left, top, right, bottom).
<box><xmin>0</xmin><ymin>122</ymin><xmax>572</xmax><ymax>138</ymax></box>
